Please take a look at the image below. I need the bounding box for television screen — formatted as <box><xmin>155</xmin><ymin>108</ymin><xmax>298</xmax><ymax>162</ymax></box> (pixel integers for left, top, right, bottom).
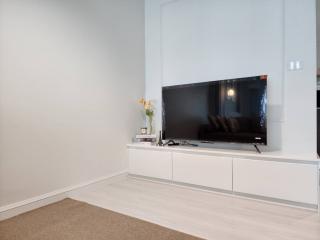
<box><xmin>162</xmin><ymin>76</ymin><xmax>267</xmax><ymax>145</ymax></box>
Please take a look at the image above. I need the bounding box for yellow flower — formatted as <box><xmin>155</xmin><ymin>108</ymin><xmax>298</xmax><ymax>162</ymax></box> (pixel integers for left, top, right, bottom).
<box><xmin>138</xmin><ymin>98</ymin><xmax>153</xmax><ymax>112</ymax></box>
<box><xmin>144</xmin><ymin>101</ymin><xmax>151</xmax><ymax>110</ymax></box>
<box><xmin>138</xmin><ymin>98</ymin><xmax>145</xmax><ymax>105</ymax></box>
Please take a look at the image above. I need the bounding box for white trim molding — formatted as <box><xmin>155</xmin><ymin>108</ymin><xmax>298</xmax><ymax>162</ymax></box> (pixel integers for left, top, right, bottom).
<box><xmin>0</xmin><ymin>170</ymin><xmax>128</xmax><ymax>221</ymax></box>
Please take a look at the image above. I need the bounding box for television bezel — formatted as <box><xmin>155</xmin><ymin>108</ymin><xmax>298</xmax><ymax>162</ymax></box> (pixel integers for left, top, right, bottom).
<box><xmin>161</xmin><ymin>76</ymin><xmax>267</xmax><ymax>145</ymax></box>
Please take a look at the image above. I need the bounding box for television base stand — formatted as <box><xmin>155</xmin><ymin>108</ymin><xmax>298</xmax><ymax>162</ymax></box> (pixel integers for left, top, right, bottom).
<box><xmin>254</xmin><ymin>144</ymin><xmax>262</xmax><ymax>154</ymax></box>
<box><xmin>180</xmin><ymin>140</ymin><xmax>198</xmax><ymax>147</ymax></box>
<box><xmin>163</xmin><ymin>140</ymin><xmax>198</xmax><ymax>147</ymax></box>
<box><xmin>163</xmin><ymin>140</ymin><xmax>180</xmax><ymax>146</ymax></box>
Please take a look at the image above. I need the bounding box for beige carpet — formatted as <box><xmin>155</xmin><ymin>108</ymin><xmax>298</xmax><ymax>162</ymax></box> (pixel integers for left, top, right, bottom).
<box><xmin>0</xmin><ymin>198</ymin><xmax>203</xmax><ymax>240</ymax></box>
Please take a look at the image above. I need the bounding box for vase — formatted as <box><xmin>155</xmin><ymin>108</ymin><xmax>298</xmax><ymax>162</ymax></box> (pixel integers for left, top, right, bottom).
<box><xmin>147</xmin><ymin>116</ymin><xmax>153</xmax><ymax>135</ymax></box>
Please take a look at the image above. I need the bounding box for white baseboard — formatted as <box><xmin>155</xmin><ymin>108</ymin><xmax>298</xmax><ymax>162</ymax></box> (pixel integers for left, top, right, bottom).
<box><xmin>0</xmin><ymin>170</ymin><xmax>128</xmax><ymax>221</ymax></box>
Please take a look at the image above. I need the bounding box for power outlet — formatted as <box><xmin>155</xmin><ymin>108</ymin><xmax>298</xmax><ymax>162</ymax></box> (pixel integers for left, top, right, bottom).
<box><xmin>288</xmin><ymin>60</ymin><xmax>303</xmax><ymax>71</ymax></box>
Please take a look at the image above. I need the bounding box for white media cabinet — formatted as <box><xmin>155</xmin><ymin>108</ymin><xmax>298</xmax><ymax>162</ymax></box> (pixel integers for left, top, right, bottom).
<box><xmin>127</xmin><ymin>144</ymin><xmax>320</xmax><ymax>209</ymax></box>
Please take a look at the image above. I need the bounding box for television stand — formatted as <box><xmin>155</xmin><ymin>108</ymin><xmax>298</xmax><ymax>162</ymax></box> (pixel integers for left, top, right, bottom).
<box><xmin>163</xmin><ymin>140</ymin><xmax>180</xmax><ymax>146</ymax></box>
<box><xmin>180</xmin><ymin>140</ymin><xmax>198</xmax><ymax>147</ymax></box>
<box><xmin>254</xmin><ymin>144</ymin><xmax>262</xmax><ymax>154</ymax></box>
<box><xmin>127</xmin><ymin>143</ymin><xmax>320</xmax><ymax>209</ymax></box>
<box><xmin>163</xmin><ymin>140</ymin><xmax>198</xmax><ymax>147</ymax></box>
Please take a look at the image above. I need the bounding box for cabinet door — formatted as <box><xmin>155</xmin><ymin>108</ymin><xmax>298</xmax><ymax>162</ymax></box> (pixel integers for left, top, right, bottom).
<box><xmin>172</xmin><ymin>153</ymin><xmax>233</xmax><ymax>191</ymax></box>
<box><xmin>233</xmin><ymin>158</ymin><xmax>318</xmax><ymax>204</ymax></box>
<box><xmin>129</xmin><ymin>149</ymin><xmax>172</xmax><ymax>180</ymax></box>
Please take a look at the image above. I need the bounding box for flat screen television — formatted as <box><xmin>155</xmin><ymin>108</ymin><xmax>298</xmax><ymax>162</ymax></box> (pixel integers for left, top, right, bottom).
<box><xmin>162</xmin><ymin>76</ymin><xmax>267</xmax><ymax>145</ymax></box>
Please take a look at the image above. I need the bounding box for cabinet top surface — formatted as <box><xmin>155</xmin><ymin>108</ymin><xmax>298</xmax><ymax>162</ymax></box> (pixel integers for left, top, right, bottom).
<box><xmin>127</xmin><ymin>143</ymin><xmax>320</xmax><ymax>164</ymax></box>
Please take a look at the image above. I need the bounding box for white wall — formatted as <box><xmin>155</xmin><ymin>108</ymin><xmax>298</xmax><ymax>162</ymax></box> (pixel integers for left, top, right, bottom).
<box><xmin>282</xmin><ymin>0</ymin><xmax>317</xmax><ymax>157</ymax></box>
<box><xmin>145</xmin><ymin>0</ymin><xmax>317</xmax><ymax>157</ymax></box>
<box><xmin>0</xmin><ymin>0</ymin><xmax>145</xmax><ymax>207</ymax></box>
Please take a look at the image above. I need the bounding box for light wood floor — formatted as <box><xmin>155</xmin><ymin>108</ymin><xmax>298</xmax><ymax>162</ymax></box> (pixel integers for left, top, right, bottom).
<box><xmin>69</xmin><ymin>175</ymin><xmax>320</xmax><ymax>240</ymax></box>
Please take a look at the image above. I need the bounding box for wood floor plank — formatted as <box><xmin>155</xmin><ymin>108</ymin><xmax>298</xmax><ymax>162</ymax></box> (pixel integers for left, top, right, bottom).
<box><xmin>69</xmin><ymin>176</ymin><xmax>320</xmax><ymax>240</ymax></box>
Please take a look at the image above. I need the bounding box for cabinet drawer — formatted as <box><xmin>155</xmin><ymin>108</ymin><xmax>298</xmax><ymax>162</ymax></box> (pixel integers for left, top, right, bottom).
<box><xmin>129</xmin><ymin>149</ymin><xmax>172</xmax><ymax>180</ymax></box>
<box><xmin>233</xmin><ymin>158</ymin><xmax>318</xmax><ymax>204</ymax></box>
<box><xmin>173</xmin><ymin>152</ymin><xmax>233</xmax><ymax>191</ymax></box>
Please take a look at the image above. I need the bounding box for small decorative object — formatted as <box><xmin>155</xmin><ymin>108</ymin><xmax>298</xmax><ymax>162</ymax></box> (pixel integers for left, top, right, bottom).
<box><xmin>140</xmin><ymin>127</ymin><xmax>147</xmax><ymax>135</ymax></box>
<box><xmin>135</xmin><ymin>134</ymin><xmax>157</xmax><ymax>145</ymax></box>
<box><xmin>138</xmin><ymin>97</ymin><xmax>154</xmax><ymax>134</ymax></box>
